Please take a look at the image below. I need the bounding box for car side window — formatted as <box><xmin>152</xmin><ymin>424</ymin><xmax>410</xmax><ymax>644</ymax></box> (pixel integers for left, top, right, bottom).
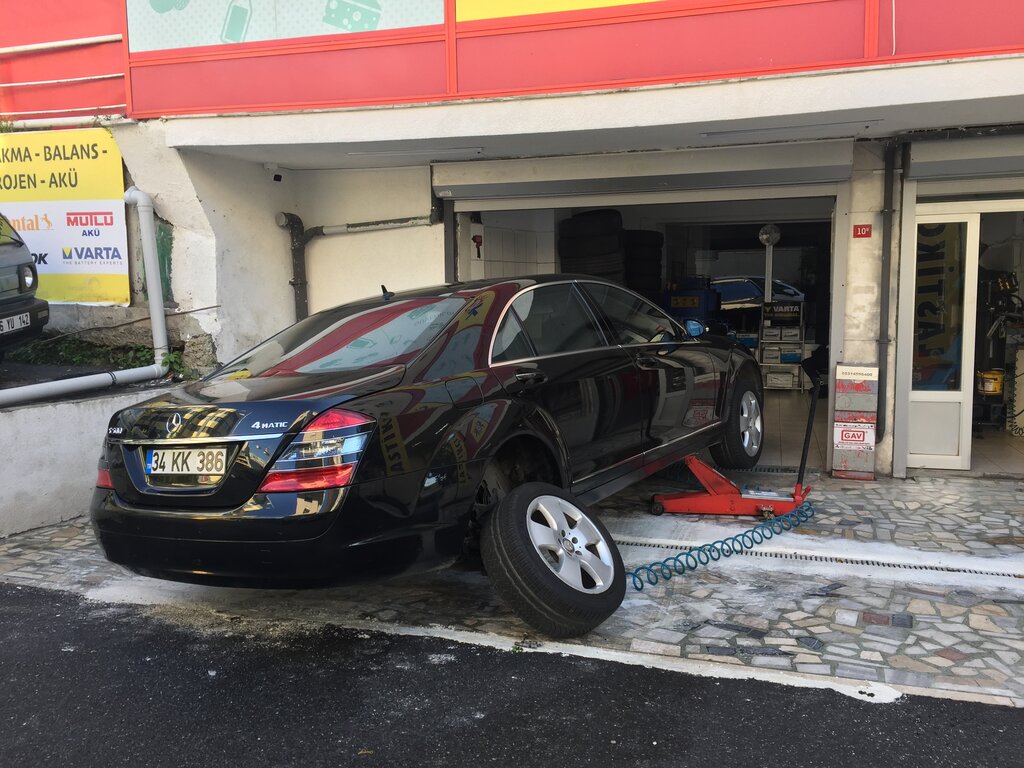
<box><xmin>712</xmin><ymin>280</ymin><xmax>753</xmax><ymax>302</ymax></box>
<box><xmin>582</xmin><ymin>283</ymin><xmax>681</xmax><ymax>345</ymax></box>
<box><xmin>0</xmin><ymin>215</ymin><xmax>24</xmax><ymax>247</ymax></box>
<box><xmin>492</xmin><ymin>311</ymin><xmax>534</xmax><ymax>363</ymax></box>
<box><xmin>503</xmin><ymin>284</ymin><xmax>606</xmax><ymax>358</ymax></box>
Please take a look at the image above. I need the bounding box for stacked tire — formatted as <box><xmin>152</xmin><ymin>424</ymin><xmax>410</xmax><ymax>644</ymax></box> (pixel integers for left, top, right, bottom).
<box><xmin>623</xmin><ymin>229</ymin><xmax>663</xmax><ymax>302</ymax></box>
<box><xmin>558</xmin><ymin>209</ymin><xmax>626</xmax><ymax>284</ymax></box>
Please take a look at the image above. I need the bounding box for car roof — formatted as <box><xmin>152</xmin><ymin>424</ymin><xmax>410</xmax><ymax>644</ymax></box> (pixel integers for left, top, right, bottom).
<box><xmin>334</xmin><ymin>274</ymin><xmax>613</xmax><ymax>307</ymax></box>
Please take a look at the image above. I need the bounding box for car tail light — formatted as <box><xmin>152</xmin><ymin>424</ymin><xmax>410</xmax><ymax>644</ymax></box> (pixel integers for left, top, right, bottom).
<box><xmin>257</xmin><ymin>408</ymin><xmax>374</xmax><ymax>493</ymax></box>
<box><xmin>96</xmin><ymin>467</ymin><xmax>114</xmax><ymax>489</ymax></box>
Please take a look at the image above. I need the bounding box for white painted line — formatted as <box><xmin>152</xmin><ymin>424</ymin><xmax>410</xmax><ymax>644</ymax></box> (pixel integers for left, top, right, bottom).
<box><xmin>335</xmin><ymin>619</ymin><xmax>906</xmax><ymax>706</ymax></box>
<box><xmin>80</xmin><ymin>576</ymin><xmax>903</xmax><ymax>704</ymax></box>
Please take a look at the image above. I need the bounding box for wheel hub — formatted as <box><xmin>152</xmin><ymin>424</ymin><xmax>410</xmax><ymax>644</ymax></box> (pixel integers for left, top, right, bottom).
<box><xmin>526</xmin><ymin>495</ymin><xmax>615</xmax><ymax>594</ymax></box>
<box><xmin>739</xmin><ymin>390</ymin><xmax>763</xmax><ymax>457</ymax></box>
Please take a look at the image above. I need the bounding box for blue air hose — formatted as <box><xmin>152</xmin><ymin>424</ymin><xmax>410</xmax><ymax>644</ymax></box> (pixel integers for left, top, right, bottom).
<box><xmin>627</xmin><ymin>501</ymin><xmax>817</xmax><ymax>591</ymax></box>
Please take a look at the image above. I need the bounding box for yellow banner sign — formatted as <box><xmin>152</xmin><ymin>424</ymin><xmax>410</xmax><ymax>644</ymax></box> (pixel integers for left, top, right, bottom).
<box><xmin>0</xmin><ymin>128</ymin><xmax>129</xmax><ymax>305</ymax></box>
<box><xmin>457</xmin><ymin>0</ymin><xmax>664</xmax><ymax>22</ymax></box>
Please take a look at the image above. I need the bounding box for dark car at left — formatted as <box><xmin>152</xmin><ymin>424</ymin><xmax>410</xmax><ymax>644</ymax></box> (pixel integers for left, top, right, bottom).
<box><xmin>92</xmin><ymin>276</ymin><xmax>763</xmax><ymax>637</ymax></box>
<box><xmin>0</xmin><ymin>213</ymin><xmax>48</xmax><ymax>360</ymax></box>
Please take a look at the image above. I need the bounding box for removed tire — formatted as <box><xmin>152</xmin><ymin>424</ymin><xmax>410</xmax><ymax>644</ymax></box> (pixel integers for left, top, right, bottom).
<box><xmin>481</xmin><ymin>482</ymin><xmax>626</xmax><ymax>638</ymax></box>
<box><xmin>558</xmin><ymin>209</ymin><xmax>623</xmax><ymax>238</ymax></box>
<box><xmin>560</xmin><ymin>252</ymin><xmax>625</xmax><ymax>274</ymax></box>
<box><xmin>710</xmin><ymin>368</ymin><xmax>764</xmax><ymax>469</ymax></box>
<box><xmin>558</xmin><ymin>234</ymin><xmax>623</xmax><ymax>259</ymax></box>
<box><xmin>624</xmin><ymin>261</ymin><xmax>662</xmax><ymax>280</ymax></box>
<box><xmin>624</xmin><ymin>229</ymin><xmax>664</xmax><ymax>249</ymax></box>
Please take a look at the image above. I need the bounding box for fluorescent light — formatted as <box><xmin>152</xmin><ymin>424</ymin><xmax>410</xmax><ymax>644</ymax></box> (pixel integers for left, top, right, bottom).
<box><xmin>345</xmin><ymin>146</ymin><xmax>484</xmax><ymax>157</ymax></box>
<box><xmin>701</xmin><ymin>120</ymin><xmax>883</xmax><ymax>138</ymax></box>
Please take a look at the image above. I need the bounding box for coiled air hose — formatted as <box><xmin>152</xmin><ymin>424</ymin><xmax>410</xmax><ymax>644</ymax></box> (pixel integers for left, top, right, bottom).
<box><xmin>627</xmin><ymin>501</ymin><xmax>817</xmax><ymax>591</ymax></box>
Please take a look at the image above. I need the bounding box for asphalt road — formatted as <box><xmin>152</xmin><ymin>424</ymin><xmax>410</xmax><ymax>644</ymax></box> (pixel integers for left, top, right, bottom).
<box><xmin>1</xmin><ymin>583</ymin><xmax>1020</xmax><ymax>768</ymax></box>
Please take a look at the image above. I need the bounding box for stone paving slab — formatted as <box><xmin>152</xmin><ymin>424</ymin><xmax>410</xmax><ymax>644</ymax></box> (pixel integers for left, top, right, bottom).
<box><xmin>1</xmin><ymin>514</ymin><xmax>1022</xmax><ymax>708</ymax></box>
<box><xmin>614</xmin><ymin>543</ymin><xmax>1024</xmax><ymax>707</ymax></box>
<box><xmin>595</xmin><ymin>471</ymin><xmax>1024</xmax><ymax>562</ymax></box>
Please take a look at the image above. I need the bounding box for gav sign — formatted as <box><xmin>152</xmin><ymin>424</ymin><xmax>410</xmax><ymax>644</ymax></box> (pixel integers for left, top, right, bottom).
<box><xmin>833</xmin><ymin>422</ymin><xmax>875</xmax><ymax>451</ymax></box>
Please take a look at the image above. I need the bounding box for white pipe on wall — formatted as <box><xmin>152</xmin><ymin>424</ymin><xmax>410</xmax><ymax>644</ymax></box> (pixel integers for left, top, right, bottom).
<box><xmin>0</xmin><ymin>73</ymin><xmax>122</xmax><ymax>89</ymax></box>
<box><xmin>0</xmin><ymin>34</ymin><xmax>122</xmax><ymax>56</ymax></box>
<box><xmin>11</xmin><ymin>116</ymin><xmax>133</xmax><ymax>131</ymax></box>
<box><xmin>124</xmin><ymin>187</ymin><xmax>170</xmax><ymax>361</ymax></box>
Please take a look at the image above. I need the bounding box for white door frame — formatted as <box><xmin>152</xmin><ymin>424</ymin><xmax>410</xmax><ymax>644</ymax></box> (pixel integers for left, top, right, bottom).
<box><xmin>894</xmin><ymin>198</ymin><xmax>1024</xmax><ymax>474</ymax></box>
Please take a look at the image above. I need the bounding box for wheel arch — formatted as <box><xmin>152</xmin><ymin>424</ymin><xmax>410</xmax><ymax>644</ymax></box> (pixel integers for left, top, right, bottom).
<box><xmin>418</xmin><ymin>400</ymin><xmax>570</xmax><ymax>546</ymax></box>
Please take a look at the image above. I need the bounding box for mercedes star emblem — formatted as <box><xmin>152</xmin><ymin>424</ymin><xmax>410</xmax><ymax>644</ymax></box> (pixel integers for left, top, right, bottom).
<box><xmin>166</xmin><ymin>412</ymin><xmax>183</xmax><ymax>434</ymax></box>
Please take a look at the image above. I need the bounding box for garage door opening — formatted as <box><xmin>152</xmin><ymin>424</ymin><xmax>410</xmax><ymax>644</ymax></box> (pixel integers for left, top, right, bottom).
<box><xmin>455</xmin><ymin>198</ymin><xmax>835</xmax><ymax>471</ymax></box>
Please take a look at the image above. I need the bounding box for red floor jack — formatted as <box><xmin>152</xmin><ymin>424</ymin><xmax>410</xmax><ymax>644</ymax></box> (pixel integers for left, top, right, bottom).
<box><xmin>651</xmin><ymin>374</ymin><xmax>823</xmax><ymax>518</ymax></box>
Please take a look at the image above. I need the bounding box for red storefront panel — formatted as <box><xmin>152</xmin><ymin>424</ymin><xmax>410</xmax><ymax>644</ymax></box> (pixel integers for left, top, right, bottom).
<box><xmin>0</xmin><ymin>0</ymin><xmax>125</xmax><ymax>120</ymax></box>
<box><xmin>129</xmin><ymin>39</ymin><xmax>448</xmax><ymax>115</ymax></box>
<box><xmin>3</xmin><ymin>1</ymin><xmax>1024</xmax><ymax>121</ymax></box>
<box><xmin>880</xmin><ymin>0</ymin><xmax>1024</xmax><ymax>58</ymax></box>
<box><xmin>456</xmin><ymin>1</ymin><xmax>865</xmax><ymax>93</ymax></box>
<box><xmin>1</xmin><ymin>0</ymin><xmax>123</xmax><ymax>48</ymax></box>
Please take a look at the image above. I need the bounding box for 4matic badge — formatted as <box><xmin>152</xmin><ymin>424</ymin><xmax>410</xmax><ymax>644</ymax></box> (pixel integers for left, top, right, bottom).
<box><xmin>251</xmin><ymin>419</ymin><xmax>289</xmax><ymax>430</ymax></box>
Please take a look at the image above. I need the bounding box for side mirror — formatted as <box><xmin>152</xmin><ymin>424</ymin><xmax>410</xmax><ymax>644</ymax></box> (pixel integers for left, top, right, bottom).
<box><xmin>684</xmin><ymin>319</ymin><xmax>706</xmax><ymax>338</ymax></box>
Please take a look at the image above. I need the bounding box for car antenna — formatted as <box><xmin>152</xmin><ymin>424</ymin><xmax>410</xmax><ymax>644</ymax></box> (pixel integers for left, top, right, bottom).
<box><xmin>381</xmin><ymin>284</ymin><xmax>395</xmax><ymax>301</ymax></box>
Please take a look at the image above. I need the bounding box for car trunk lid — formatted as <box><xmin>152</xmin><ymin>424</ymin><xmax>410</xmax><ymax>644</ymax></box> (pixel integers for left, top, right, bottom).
<box><xmin>104</xmin><ymin>366</ymin><xmax>402</xmax><ymax>508</ymax></box>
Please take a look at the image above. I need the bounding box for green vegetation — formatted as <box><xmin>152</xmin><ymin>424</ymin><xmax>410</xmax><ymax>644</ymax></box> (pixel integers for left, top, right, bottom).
<box><xmin>10</xmin><ymin>336</ymin><xmax>191</xmax><ymax>378</ymax></box>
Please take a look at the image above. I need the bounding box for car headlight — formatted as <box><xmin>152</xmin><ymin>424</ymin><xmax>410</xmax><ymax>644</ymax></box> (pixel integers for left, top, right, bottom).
<box><xmin>19</xmin><ymin>264</ymin><xmax>35</xmax><ymax>291</ymax></box>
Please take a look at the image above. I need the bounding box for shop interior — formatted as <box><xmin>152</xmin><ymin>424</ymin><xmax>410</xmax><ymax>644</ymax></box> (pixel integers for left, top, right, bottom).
<box><xmin>464</xmin><ymin>198</ymin><xmax>835</xmax><ymax>469</ymax></box>
<box><xmin>970</xmin><ymin>211</ymin><xmax>1024</xmax><ymax>474</ymax></box>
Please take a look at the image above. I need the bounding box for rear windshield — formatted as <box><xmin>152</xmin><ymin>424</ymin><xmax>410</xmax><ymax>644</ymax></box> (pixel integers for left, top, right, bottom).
<box><xmin>0</xmin><ymin>215</ymin><xmax>25</xmax><ymax>247</ymax></box>
<box><xmin>209</xmin><ymin>296</ymin><xmax>466</xmax><ymax>380</ymax></box>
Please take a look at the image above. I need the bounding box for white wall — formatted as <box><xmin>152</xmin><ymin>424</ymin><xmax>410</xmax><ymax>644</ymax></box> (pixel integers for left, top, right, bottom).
<box><xmin>0</xmin><ymin>388</ymin><xmax>169</xmax><ymax>538</ymax></box>
<box><xmin>297</xmin><ymin>166</ymin><xmax>445</xmax><ymax>312</ymax></box>
<box><xmin>111</xmin><ymin>133</ymin><xmax>445</xmax><ymax>359</ymax></box>
<box><xmin>181</xmin><ymin>151</ymin><xmax>298</xmax><ymax>362</ymax></box>
<box><xmin>466</xmin><ymin>209</ymin><xmax>558</xmax><ymax>280</ymax></box>
<box><xmin>112</xmin><ymin>122</ymin><xmax>219</xmax><ymax>339</ymax></box>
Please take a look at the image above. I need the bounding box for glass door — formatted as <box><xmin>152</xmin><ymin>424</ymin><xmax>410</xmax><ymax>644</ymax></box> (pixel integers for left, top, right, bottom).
<box><xmin>905</xmin><ymin>214</ymin><xmax>980</xmax><ymax>469</ymax></box>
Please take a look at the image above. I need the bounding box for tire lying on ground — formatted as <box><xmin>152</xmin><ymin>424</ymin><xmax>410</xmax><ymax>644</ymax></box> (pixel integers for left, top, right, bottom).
<box><xmin>710</xmin><ymin>367</ymin><xmax>764</xmax><ymax>469</ymax></box>
<box><xmin>481</xmin><ymin>482</ymin><xmax>626</xmax><ymax>638</ymax></box>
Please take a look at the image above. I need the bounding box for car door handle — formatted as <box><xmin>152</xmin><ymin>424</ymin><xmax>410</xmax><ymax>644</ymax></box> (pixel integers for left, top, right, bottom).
<box><xmin>634</xmin><ymin>354</ymin><xmax>660</xmax><ymax>368</ymax></box>
<box><xmin>514</xmin><ymin>370</ymin><xmax>547</xmax><ymax>385</ymax></box>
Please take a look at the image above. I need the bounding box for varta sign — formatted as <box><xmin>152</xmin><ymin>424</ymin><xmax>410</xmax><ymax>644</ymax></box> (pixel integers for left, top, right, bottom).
<box><xmin>62</xmin><ymin>246</ymin><xmax>124</xmax><ymax>260</ymax></box>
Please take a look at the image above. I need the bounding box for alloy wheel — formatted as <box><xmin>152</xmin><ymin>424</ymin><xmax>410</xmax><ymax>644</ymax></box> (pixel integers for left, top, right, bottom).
<box><xmin>739</xmin><ymin>390</ymin><xmax>763</xmax><ymax>457</ymax></box>
<box><xmin>525</xmin><ymin>495</ymin><xmax>616</xmax><ymax>594</ymax></box>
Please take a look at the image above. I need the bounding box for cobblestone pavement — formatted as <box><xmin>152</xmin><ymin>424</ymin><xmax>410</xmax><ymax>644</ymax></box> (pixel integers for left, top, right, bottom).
<box><xmin>596</xmin><ymin>470</ymin><xmax>1024</xmax><ymax>562</ymax></box>
<box><xmin>1</xmin><ymin>471</ymin><xmax>1022</xmax><ymax>708</ymax></box>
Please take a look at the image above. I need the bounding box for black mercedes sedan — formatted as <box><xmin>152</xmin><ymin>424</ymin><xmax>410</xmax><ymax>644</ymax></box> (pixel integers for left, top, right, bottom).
<box><xmin>92</xmin><ymin>276</ymin><xmax>763</xmax><ymax>637</ymax></box>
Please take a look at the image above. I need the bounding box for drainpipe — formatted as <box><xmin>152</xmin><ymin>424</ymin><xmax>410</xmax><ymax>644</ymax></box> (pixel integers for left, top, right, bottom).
<box><xmin>0</xmin><ymin>187</ymin><xmax>169</xmax><ymax>407</ymax></box>
<box><xmin>875</xmin><ymin>140</ymin><xmax>902</xmax><ymax>440</ymax></box>
<box><xmin>275</xmin><ymin>213</ymin><xmax>317</xmax><ymax>322</ymax></box>
<box><xmin>277</xmin><ymin>205</ymin><xmax>441</xmax><ymax>322</ymax></box>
